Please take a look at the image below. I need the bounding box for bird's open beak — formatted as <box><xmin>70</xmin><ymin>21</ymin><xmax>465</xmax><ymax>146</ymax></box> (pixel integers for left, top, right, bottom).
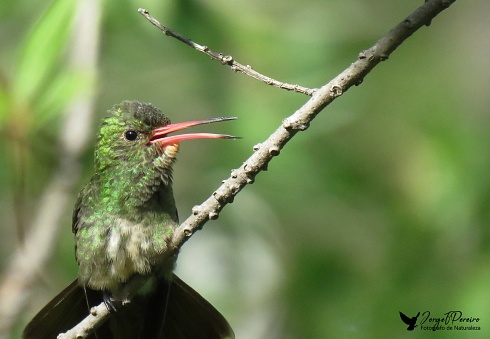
<box><xmin>148</xmin><ymin>117</ymin><xmax>238</xmax><ymax>147</ymax></box>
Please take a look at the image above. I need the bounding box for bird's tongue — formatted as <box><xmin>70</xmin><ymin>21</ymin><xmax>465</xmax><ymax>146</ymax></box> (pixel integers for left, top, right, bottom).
<box><xmin>148</xmin><ymin>117</ymin><xmax>238</xmax><ymax>147</ymax></box>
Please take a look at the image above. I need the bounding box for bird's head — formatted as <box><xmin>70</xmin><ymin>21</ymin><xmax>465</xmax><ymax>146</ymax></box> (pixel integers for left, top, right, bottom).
<box><xmin>91</xmin><ymin>100</ymin><xmax>237</xmax><ymax>208</ymax></box>
<box><xmin>94</xmin><ymin>100</ymin><xmax>237</xmax><ymax>185</ymax></box>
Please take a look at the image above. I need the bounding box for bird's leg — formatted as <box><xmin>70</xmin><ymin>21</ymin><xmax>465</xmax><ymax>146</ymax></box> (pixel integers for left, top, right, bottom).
<box><xmin>102</xmin><ymin>275</ymin><xmax>148</xmax><ymax>312</ymax></box>
<box><xmin>102</xmin><ymin>291</ymin><xmax>122</xmax><ymax>313</ymax></box>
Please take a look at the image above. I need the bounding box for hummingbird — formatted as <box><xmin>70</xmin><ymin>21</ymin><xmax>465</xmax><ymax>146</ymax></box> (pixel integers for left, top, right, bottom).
<box><xmin>23</xmin><ymin>100</ymin><xmax>237</xmax><ymax>339</ymax></box>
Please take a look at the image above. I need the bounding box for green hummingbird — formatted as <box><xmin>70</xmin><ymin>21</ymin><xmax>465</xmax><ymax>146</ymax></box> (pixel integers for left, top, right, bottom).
<box><xmin>23</xmin><ymin>100</ymin><xmax>237</xmax><ymax>339</ymax></box>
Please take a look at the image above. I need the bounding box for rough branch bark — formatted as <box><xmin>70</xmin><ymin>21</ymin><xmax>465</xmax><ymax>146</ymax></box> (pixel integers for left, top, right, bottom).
<box><xmin>57</xmin><ymin>304</ymin><xmax>109</xmax><ymax>339</ymax></box>
<box><xmin>57</xmin><ymin>0</ymin><xmax>456</xmax><ymax>337</ymax></box>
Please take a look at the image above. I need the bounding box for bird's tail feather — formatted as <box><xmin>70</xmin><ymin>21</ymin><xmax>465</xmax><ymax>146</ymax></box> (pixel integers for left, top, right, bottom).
<box><xmin>23</xmin><ymin>274</ymin><xmax>234</xmax><ymax>339</ymax></box>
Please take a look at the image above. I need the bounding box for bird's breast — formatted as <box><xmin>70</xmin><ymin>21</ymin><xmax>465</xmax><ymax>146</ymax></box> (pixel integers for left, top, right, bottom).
<box><xmin>76</xmin><ymin>216</ymin><xmax>174</xmax><ymax>292</ymax></box>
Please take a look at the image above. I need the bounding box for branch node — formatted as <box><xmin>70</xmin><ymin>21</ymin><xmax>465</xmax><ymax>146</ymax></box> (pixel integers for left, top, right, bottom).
<box><xmin>230</xmin><ymin>169</ymin><xmax>239</xmax><ymax>178</ymax></box>
<box><xmin>221</xmin><ymin>55</ymin><xmax>233</xmax><ymax>65</ymax></box>
<box><xmin>230</xmin><ymin>184</ymin><xmax>240</xmax><ymax>195</ymax></box>
<box><xmin>268</xmin><ymin>145</ymin><xmax>280</xmax><ymax>156</ymax></box>
<box><xmin>242</xmin><ymin>163</ymin><xmax>250</xmax><ymax>173</ymax></box>
<box><xmin>243</xmin><ymin>163</ymin><xmax>258</xmax><ymax>174</ymax></box>
<box><xmin>404</xmin><ymin>18</ymin><xmax>413</xmax><ymax>28</ymax></box>
<box><xmin>282</xmin><ymin>117</ymin><xmax>310</xmax><ymax>131</ymax></box>
<box><xmin>183</xmin><ymin>228</ymin><xmax>193</xmax><ymax>236</ymax></box>
<box><xmin>208</xmin><ymin>211</ymin><xmax>219</xmax><ymax>220</ymax></box>
<box><xmin>212</xmin><ymin>191</ymin><xmax>226</xmax><ymax>205</ymax></box>
<box><xmin>282</xmin><ymin>117</ymin><xmax>292</xmax><ymax>129</ymax></box>
<box><xmin>330</xmin><ymin>85</ymin><xmax>343</xmax><ymax>97</ymax></box>
<box><xmin>191</xmin><ymin>205</ymin><xmax>201</xmax><ymax>215</ymax></box>
<box><xmin>253</xmin><ymin>143</ymin><xmax>261</xmax><ymax>151</ymax></box>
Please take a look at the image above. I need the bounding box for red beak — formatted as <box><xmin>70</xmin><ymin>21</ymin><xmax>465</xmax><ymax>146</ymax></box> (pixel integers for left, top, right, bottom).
<box><xmin>148</xmin><ymin>116</ymin><xmax>238</xmax><ymax>147</ymax></box>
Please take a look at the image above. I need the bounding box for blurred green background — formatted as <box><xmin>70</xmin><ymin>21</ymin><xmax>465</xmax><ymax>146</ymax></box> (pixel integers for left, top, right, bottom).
<box><xmin>1</xmin><ymin>0</ymin><xmax>489</xmax><ymax>338</ymax></box>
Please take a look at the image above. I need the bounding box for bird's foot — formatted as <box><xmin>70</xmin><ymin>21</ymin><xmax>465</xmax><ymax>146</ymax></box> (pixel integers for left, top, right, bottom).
<box><xmin>102</xmin><ymin>291</ymin><xmax>122</xmax><ymax>313</ymax></box>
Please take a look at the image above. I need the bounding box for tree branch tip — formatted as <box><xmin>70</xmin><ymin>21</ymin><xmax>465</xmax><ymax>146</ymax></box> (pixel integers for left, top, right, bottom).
<box><xmin>137</xmin><ymin>9</ymin><xmax>314</xmax><ymax>95</ymax></box>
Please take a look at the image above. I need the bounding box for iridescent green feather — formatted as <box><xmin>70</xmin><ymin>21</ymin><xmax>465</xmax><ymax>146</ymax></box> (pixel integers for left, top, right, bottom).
<box><xmin>73</xmin><ymin>101</ymin><xmax>178</xmax><ymax>292</ymax></box>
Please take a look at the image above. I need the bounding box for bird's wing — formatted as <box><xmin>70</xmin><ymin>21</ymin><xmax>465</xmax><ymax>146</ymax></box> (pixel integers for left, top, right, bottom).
<box><xmin>23</xmin><ymin>280</ymin><xmax>104</xmax><ymax>339</ymax></box>
<box><xmin>146</xmin><ymin>274</ymin><xmax>235</xmax><ymax>339</ymax></box>
<box><xmin>399</xmin><ymin>312</ymin><xmax>411</xmax><ymax>325</ymax></box>
<box><xmin>71</xmin><ymin>179</ymin><xmax>98</xmax><ymax>234</ymax></box>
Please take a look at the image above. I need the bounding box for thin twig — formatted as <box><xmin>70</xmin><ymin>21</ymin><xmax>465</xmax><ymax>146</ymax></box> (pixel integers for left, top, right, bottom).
<box><xmin>137</xmin><ymin>8</ymin><xmax>317</xmax><ymax>96</ymax></box>
<box><xmin>57</xmin><ymin>0</ymin><xmax>456</xmax><ymax>337</ymax></box>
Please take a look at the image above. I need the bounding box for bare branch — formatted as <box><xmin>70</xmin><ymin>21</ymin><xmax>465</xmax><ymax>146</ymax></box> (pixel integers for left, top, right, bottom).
<box><xmin>51</xmin><ymin>0</ymin><xmax>457</xmax><ymax>337</ymax></box>
<box><xmin>170</xmin><ymin>0</ymin><xmax>456</xmax><ymax>250</ymax></box>
<box><xmin>57</xmin><ymin>303</ymin><xmax>110</xmax><ymax>339</ymax></box>
<box><xmin>137</xmin><ymin>8</ymin><xmax>316</xmax><ymax>96</ymax></box>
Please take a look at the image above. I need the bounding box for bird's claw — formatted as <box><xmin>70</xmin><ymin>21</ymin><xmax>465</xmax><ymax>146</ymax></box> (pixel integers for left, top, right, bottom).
<box><xmin>103</xmin><ymin>291</ymin><xmax>121</xmax><ymax>313</ymax></box>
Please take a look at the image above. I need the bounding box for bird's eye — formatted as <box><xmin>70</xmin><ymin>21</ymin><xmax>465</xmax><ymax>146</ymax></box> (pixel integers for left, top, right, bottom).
<box><xmin>124</xmin><ymin>130</ymin><xmax>139</xmax><ymax>141</ymax></box>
